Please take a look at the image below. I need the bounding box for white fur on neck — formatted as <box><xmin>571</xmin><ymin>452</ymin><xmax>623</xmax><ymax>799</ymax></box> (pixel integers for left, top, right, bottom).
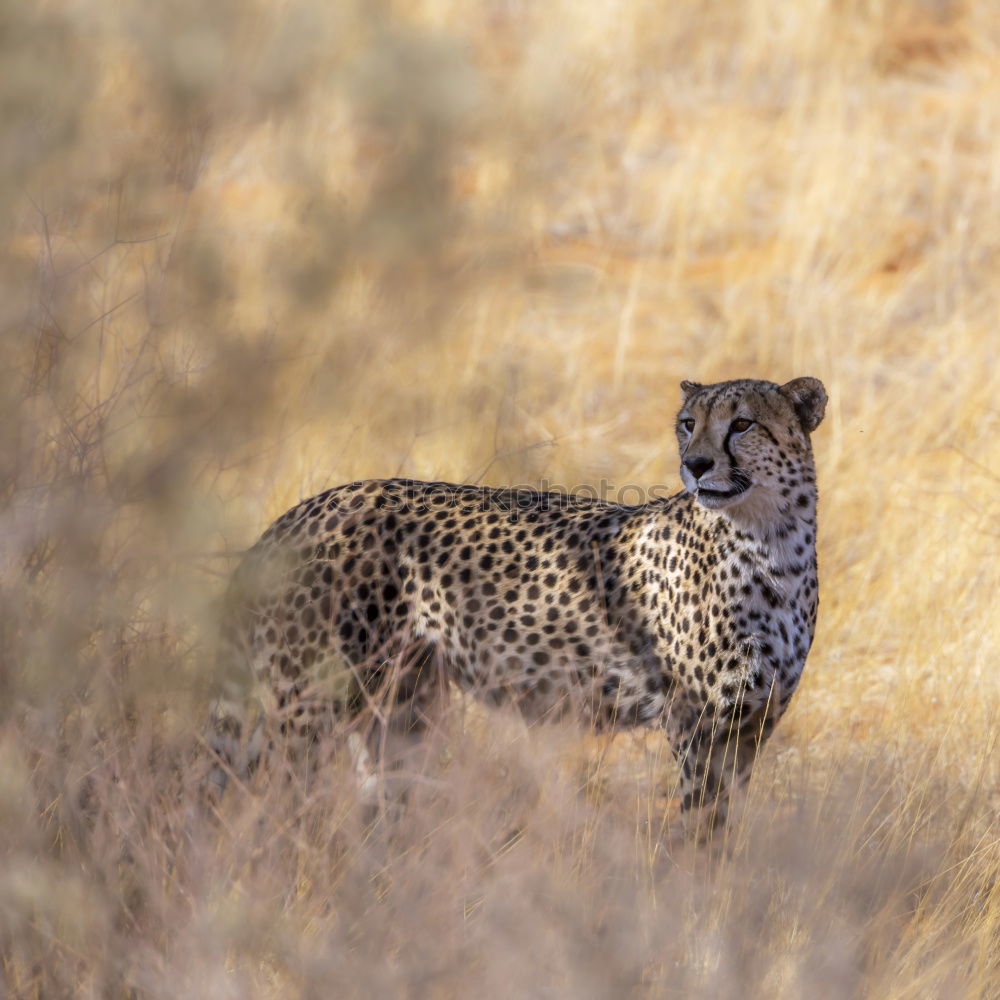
<box><xmin>722</xmin><ymin>489</ymin><xmax>816</xmax><ymax>570</ymax></box>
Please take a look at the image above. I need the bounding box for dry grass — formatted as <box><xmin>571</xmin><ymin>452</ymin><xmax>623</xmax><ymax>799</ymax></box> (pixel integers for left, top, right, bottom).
<box><xmin>2</xmin><ymin>0</ymin><xmax>999</xmax><ymax>995</ymax></box>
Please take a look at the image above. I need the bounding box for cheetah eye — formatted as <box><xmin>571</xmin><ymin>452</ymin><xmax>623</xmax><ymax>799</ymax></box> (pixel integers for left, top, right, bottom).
<box><xmin>681</xmin><ymin>419</ymin><xmax>695</xmax><ymax>433</ymax></box>
<box><xmin>730</xmin><ymin>418</ymin><xmax>753</xmax><ymax>433</ymax></box>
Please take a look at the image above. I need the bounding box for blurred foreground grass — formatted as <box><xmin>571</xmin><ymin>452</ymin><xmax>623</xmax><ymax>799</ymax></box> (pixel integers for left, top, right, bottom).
<box><xmin>1</xmin><ymin>0</ymin><xmax>999</xmax><ymax>995</ymax></box>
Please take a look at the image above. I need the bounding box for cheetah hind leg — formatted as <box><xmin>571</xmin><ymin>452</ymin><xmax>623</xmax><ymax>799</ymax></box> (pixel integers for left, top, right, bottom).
<box><xmin>349</xmin><ymin>638</ymin><xmax>451</xmax><ymax>824</ymax></box>
<box><xmin>202</xmin><ymin>649</ymin><xmax>353</xmax><ymax>801</ymax></box>
<box><xmin>204</xmin><ymin>695</ymin><xmax>268</xmax><ymax>800</ymax></box>
<box><xmin>203</xmin><ymin>641</ymin><xmax>448</xmax><ymax>821</ymax></box>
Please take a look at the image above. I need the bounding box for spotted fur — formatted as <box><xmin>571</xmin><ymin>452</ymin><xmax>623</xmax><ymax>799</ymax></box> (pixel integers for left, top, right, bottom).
<box><xmin>209</xmin><ymin>376</ymin><xmax>827</xmax><ymax>831</ymax></box>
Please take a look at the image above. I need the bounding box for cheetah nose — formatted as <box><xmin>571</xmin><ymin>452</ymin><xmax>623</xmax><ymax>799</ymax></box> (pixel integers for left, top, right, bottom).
<box><xmin>684</xmin><ymin>456</ymin><xmax>714</xmax><ymax>480</ymax></box>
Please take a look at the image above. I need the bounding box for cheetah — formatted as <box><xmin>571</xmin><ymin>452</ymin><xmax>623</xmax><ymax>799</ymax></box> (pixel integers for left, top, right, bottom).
<box><xmin>209</xmin><ymin>376</ymin><xmax>827</xmax><ymax>832</ymax></box>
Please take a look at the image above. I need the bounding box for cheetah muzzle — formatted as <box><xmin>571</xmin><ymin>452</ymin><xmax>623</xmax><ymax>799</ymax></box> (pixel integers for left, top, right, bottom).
<box><xmin>208</xmin><ymin>376</ymin><xmax>827</xmax><ymax>837</ymax></box>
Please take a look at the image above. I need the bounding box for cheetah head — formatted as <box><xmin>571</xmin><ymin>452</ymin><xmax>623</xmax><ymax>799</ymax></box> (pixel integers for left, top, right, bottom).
<box><xmin>675</xmin><ymin>377</ymin><xmax>827</xmax><ymax>519</ymax></box>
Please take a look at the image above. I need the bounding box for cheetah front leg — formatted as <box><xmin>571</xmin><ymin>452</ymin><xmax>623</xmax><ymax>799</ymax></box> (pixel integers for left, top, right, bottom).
<box><xmin>667</xmin><ymin>695</ymin><xmax>782</xmax><ymax>839</ymax></box>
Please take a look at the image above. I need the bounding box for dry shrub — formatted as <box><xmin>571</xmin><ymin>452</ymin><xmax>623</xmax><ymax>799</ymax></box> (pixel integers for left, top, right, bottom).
<box><xmin>1</xmin><ymin>0</ymin><xmax>999</xmax><ymax>996</ymax></box>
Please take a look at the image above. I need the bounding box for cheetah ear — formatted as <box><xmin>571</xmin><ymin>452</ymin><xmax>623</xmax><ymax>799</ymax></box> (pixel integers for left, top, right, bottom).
<box><xmin>680</xmin><ymin>380</ymin><xmax>704</xmax><ymax>400</ymax></box>
<box><xmin>780</xmin><ymin>377</ymin><xmax>827</xmax><ymax>434</ymax></box>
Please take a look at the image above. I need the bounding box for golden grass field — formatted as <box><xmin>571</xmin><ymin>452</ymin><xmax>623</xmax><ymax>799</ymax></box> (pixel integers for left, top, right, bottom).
<box><xmin>2</xmin><ymin>0</ymin><xmax>999</xmax><ymax>995</ymax></box>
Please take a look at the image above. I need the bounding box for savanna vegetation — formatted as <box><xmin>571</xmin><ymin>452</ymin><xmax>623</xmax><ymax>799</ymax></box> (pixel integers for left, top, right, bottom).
<box><xmin>1</xmin><ymin>0</ymin><xmax>998</xmax><ymax>995</ymax></box>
